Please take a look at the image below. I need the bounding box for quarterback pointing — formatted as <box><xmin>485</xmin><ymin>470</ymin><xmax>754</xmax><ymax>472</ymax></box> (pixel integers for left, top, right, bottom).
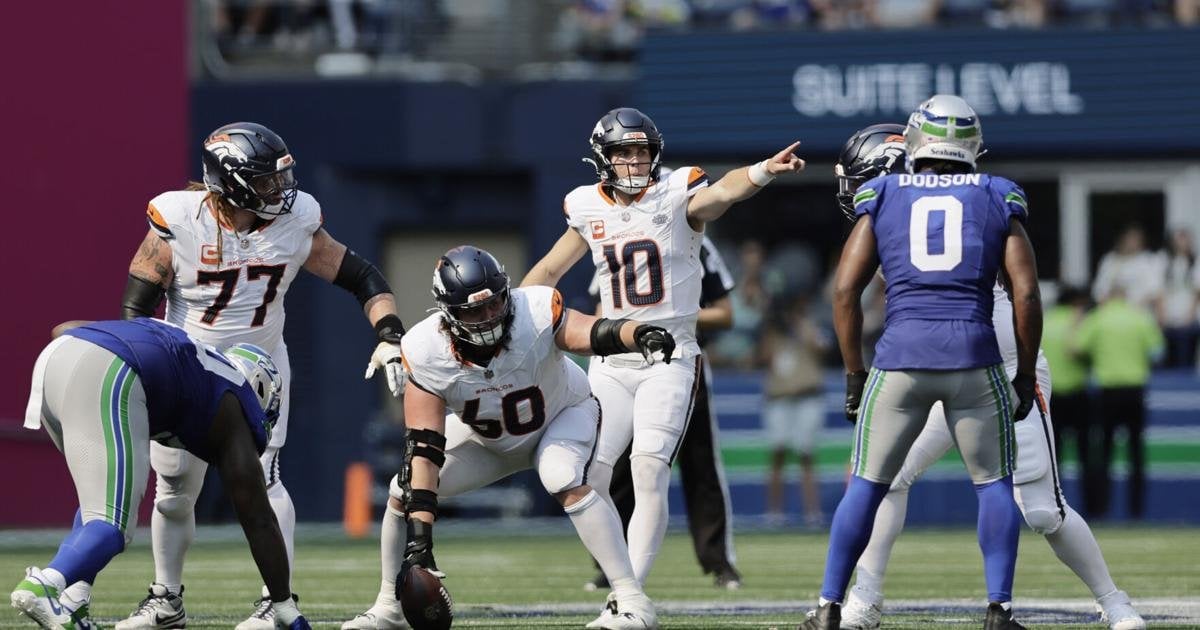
<box><xmin>831</xmin><ymin>125</ymin><xmax>1145</xmax><ymax>630</ymax></box>
<box><xmin>115</xmin><ymin>122</ymin><xmax>408</xmax><ymax>629</ymax></box>
<box><xmin>521</xmin><ymin>108</ymin><xmax>804</xmax><ymax>605</ymax></box>
<box><xmin>344</xmin><ymin>246</ymin><xmax>673</xmax><ymax>630</ymax></box>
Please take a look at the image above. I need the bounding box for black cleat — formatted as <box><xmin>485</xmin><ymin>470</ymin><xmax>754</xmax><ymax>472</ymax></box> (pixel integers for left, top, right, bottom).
<box><xmin>798</xmin><ymin>601</ymin><xmax>841</xmax><ymax>629</ymax></box>
<box><xmin>984</xmin><ymin>602</ymin><xmax>1026</xmax><ymax>630</ymax></box>
<box><xmin>713</xmin><ymin>566</ymin><xmax>743</xmax><ymax>590</ymax></box>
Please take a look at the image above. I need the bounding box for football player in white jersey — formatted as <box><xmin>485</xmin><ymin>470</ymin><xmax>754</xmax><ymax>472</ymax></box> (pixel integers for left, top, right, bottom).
<box><xmin>519</xmin><ymin>108</ymin><xmax>804</xmax><ymax>600</ymax></box>
<box><xmin>830</xmin><ymin>124</ymin><xmax>1145</xmax><ymax>630</ymax></box>
<box><xmin>343</xmin><ymin>246</ymin><xmax>674</xmax><ymax>630</ymax></box>
<box><xmin>111</xmin><ymin>123</ymin><xmax>409</xmax><ymax>630</ymax></box>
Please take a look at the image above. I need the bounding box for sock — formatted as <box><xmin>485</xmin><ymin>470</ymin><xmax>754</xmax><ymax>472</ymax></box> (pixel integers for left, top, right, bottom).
<box><xmin>853</xmin><ymin>486</ymin><xmax>910</xmax><ymax>599</ymax></box>
<box><xmin>378</xmin><ymin>504</ymin><xmax>406</xmax><ymax>604</ymax></box>
<box><xmin>48</xmin><ymin>520</ymin><xmax>126</xmax><ymax>585</ymax></box>
<box><xmin>626</xmin><ymin>457</ymin><xmax>671</xmax><ymax>585</ymax></box>
<box><xmin>267</xmin><ymin>481</ymin><xmax>297</xmax><ymax>589</ymax></box>
<box><xmin>820</xmin><ymin>476</ymin><xmax>891</xmax><ymax>602</ymax></box>
<box><xmin>1044</xmin><ymin>506</ymin><xmax>1118</xmax><ymax>599</ymax></box>
<box><xmin>565</xmin><ymin>490</ymin><xmax>639</xmax><ymax>600</ymax></box>
<box><xmin>61</xmin><ymin>581</ymin><xmax>92</xmax><ymax>610</ymax></box>
<box><xmin>976</xmin><ymin>476</ymin><xmax>1021</xmax><ymax>603</ymax></box>
<box><xmin>152</xmin><ymin>499</ymin><xmax>195</xmax><ymax>591</ymax></box>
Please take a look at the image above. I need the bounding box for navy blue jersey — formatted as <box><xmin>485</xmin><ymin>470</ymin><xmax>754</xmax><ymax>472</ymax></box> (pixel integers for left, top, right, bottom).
<box><xmin>65</xmin><ymin>319</ymin><xmax>269</xmax><ymax>461</ymax></box>
<box><xmin>853</xmin><ymin>172</ymin><xmax>1028</xmax><ymax>370</ymax></box>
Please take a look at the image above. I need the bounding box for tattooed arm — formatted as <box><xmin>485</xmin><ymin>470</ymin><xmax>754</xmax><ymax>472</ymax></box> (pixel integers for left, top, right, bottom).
<box><xmin>123</xmin><ymin>230</ymin><xmax>174</xmax><ymax>319</ymax></box>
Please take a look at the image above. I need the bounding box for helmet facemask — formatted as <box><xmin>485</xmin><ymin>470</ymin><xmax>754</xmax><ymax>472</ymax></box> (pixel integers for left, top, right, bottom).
<box><xmin>441</xmin><ymin>286</ymin><xmax>513</xmax><ymax>347</ymax></box>
<box><xmin>594</xmin><ymin>139</ymin><xmax>662</xmax><ymax>195</ymax></box>
<box><xmin>201</xmin><ymin>124</ymin><xmax>299</xmax><ymax>220</ymax></box>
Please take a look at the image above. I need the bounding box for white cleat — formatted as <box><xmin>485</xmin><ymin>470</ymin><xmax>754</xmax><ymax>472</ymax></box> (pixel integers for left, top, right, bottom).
<box><xmin>235</xmin><ymin>587</ymin><xmax>278</xmax><ymax>630</ymax></box>
<box><xmin>115</xmin><ymin>583</ymin><xmax>186</xmax><ymax>630</ymax></box>
<box><xmin>10</xmin><ymin>567</ymin><xmax>73</xmax><ymax>630</ymax></box>
<box><xmin>588</xmin><ymin>592</ymin><xmax>657</xmax><ymax>630</ymax></box>
<box><xmin>1097</xmin><ymin>590</ymin><xmax>1146</xmax><ymax>630</ymax></box>
<box><xmin>585</xmin><ymin>593</ymin><xmax>618</xmax><ymax>629</ymax></box>
<box><xmin>840</xmin><ymin>584</ymin><xmax>883</xmax><ymax>630</ymax></box>
<box><xmin>341</xmin><ymin>599</ymin><xmax>409</xmax><ymax>629</ymax></box>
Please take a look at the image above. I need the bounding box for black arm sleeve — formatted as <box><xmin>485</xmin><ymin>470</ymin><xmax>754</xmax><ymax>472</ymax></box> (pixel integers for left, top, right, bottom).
<box><xmin>590</xmin><ymin>318</ymin><xmax>634</xmax><ymax>356</ymax></box>
<box><xmin>122</xmin><ymin>274</ymin><xmax>165</xmax><ymax>320</ymax></box>
<box><xmin>333</xmin><ymin>249</ymin><xmax>393</xmax><ymax>307</ymax></box>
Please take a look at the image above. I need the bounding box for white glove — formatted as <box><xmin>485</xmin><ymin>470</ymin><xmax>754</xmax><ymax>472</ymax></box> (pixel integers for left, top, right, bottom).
<box><xmin>365</xmin><ymin>341</ymin><xmax>406</xmax><ymax>397</ymax></box>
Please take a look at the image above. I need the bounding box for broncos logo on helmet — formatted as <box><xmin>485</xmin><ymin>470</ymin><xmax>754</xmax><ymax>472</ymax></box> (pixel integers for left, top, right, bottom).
<box><xmin>835</xmin><ymin>123</ymin><xmax>907</xmax><ymax>220</ymax></box>
<box><xmin>201</xmin><ymin>122</ymin><xmax>299</xmax><ymax>219</ymax></box>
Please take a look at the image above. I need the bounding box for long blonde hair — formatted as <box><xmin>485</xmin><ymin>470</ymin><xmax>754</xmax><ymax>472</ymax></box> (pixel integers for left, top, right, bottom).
<box><xmin>186</xmin><ymin>181</ymin><xmax>240</xmax><ymax>268</ymax></box>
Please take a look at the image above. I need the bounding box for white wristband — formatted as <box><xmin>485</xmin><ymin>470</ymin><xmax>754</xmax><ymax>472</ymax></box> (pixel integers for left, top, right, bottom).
<box><xmin>747</xmin><ymin>160</ymin><xmax>775</xmax><ymax>187</ymax></box>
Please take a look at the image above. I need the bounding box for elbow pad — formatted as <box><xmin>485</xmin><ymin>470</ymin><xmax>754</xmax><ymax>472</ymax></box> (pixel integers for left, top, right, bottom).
<box><xmin>122</xmin><ymin>274</ymin><xmax>165</xmax><ymax>320</ymax></box>
<box><xmin>590</xmin><ymin>318</ymin><xmax>633</xmax><ymax>356</ymax></box>
<box><xmin>334</xmin><ymin>249</ymin><xmax>392</xmax><ymax>307</ymax></box>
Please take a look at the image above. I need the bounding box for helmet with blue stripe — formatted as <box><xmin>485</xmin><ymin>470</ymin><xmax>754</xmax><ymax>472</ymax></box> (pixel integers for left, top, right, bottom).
<box><xmin>905</xmin><ymin>95</ymin><xmax>983</xmax><ymax>171</ymax></box>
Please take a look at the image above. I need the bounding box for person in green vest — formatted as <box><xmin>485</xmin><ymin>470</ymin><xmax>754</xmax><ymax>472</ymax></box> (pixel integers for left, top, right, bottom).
<box><xmin>1041</xmin><ymin>286</ymin><xmax>1093</xmax><ymax>492</ymax></box>
<box><xmin>1075</xmin><ymin>287</ymin><xmax>1165</xmax><ymax>519</ymax></box>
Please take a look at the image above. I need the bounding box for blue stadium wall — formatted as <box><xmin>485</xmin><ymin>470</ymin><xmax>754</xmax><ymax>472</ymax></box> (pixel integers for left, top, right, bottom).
<box><xmin>190</xmin><ymin>26</ymin><xmax>1200</xmax><ymax>523</ymax></box>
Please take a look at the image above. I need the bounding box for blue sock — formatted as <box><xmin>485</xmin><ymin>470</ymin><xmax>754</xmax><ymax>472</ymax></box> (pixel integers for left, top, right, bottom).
<box><xmin>976</xmin><ymin>476</ymin><xmax>1021</xmax><ymax>602</ymax></box>
<box><xmin>820</xmin><ymin>475</ymin><xmax>891</xmax><ymax>602</ymax></box>
<box><xmin>48</xmin><ymin>520</ymin><xmax>126</xmax><ymax>585</ymax></box>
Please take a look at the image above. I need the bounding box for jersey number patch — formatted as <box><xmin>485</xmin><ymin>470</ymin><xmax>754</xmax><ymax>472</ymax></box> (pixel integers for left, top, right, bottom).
<box><xmin>460</xmin><ymin>386</ymin><xmax>546</xmax><ymax>439</ymax></box>
<box><xmin>197</xmin><ymin>264</ymin><xmax>287</xmax><ymax>326</ymax></box>
<box><xmin>909</xmin><ymin>196</ymin><xmax>963</xmax><ymax>272</ymax></box>
<box><xmin>602</xmin><ymin>239</ymin><xmax>664</xmax><ymax>309</ymax></box>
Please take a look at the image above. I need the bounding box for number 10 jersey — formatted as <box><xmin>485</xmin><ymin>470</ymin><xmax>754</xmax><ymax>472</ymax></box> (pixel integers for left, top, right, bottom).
<box><xmin>145</xmin><ymin>189</ymin><xmax>323</xmax><ymax>352</ymax></box>
<box><xmin>563</xmin><ymin>167</ymin><xmax>710</xmax><ymax>361</ymax></box>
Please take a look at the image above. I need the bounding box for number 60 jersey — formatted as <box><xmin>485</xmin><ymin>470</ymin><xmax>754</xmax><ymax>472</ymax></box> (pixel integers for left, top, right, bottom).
<box><xmin>145</xmin><ymin>189</ymin><xmax>323</xmax><ymax>351</ymax></box>
<box><xmin>400</xmin><ymin>286</ymin><xmax>593</xmax><ymax>454</ymax></box>
<box><xmin>564</xmin><ymin>167</ymin><xmax>710</xmax><ymax>362</ymax></box>
<box><xmin>852</xmin><ymin>172</ymin><xmax>1029</xmax><ymax>371</ymax></box>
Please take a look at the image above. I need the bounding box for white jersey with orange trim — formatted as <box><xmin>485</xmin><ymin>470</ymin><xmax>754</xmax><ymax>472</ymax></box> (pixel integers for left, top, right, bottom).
<box><xmin>146</xmin><ymin>189</ymin><xmax>323</xmax><ymax>351</ymax></box>
<box><xmin>400</xmin><ymin>286</ymin><xmax>592</xmax><ymax>454</ymax></box>
<box><xmin>991</xmin><ymin>283</ymin><xmax>1050</xmax><ymax>383</ymax></box>
<box><xmin>564</xmin><ymin>167</ymin><xmax>709</xmax><ymax>360</ymax></box>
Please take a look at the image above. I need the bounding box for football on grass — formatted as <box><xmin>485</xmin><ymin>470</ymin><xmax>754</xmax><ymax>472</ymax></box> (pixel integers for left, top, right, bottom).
<box><xmin>397</xmin><ymin>565</ymin><xmax>453</xmax><ymax>630</ymax></box>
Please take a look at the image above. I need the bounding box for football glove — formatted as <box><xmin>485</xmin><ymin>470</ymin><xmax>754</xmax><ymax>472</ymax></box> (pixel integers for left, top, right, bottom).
<box><xmin>365</xmin><ymin>341</ymin><xmax>406</xmax><ymax>398</ymax></box>
<box><xmin>844</xmin><ymin>370</ymin><xmax>869</xmax><ymax>424</ymax></box>
<box><xmin>1011</xmin><ymin>372</ymin><xmax>1036</xmax><ymax>422</ymax></box>
<box><xmin>633</xmin><ymin>325</ymin><xmax>675</xmax><ymax>365</ymax></box>
<box><xmin>403</xmin><ymin>519</ymin><xmax>445</xmax><ymax>578</ymax></box>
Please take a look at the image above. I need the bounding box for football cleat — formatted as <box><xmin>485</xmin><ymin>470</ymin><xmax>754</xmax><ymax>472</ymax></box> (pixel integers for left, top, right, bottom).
<box><xmin>115</xmin><ymin>583</ymin><xmax>186</xmax><ymax>630</ymax></box>
<box><xmin>237</xmin><ymin>587</ymin><xmax>299</xmax><ymax>630</ymax></box>
<box><xmin>1097</xmin><ymin>590</ymin><xmax>1146</xmax><ymax>630</ymax></box>
<box><xmin>61</xmin><ymin>598</ymin><xmax>98</xmax><ymax>630</ymax></box>
<box><xmin>10</xmin><ymin>567</ymin><xmax>76</xmax><ymax>630</ymax></box>
<box><xmin>839</xmin><ymin>584</ymin><xmax>883</xmax><ymax>629</ymax></box>
<box><xmin>341</xmin><ymin>593</ymin><xmax>409</xmax><ymax>629</ymax></box>
<box><xmin>713</xmin><ymin>566</ymin><xmax>742</xmax><ymax>591</ymax></box>
<box><xmin>984</xmin><ymin>601</ymin><xmax>1026</xmax><ymax>630</ymax></box>
<box><xmin>585</xmin><ymin>593</ymin><xmax>618</xmax><ymax>629</ymax></box>
<box><xmin>798</xmin><ymin>601</ymin><xmax>841</xmax><ymax>630</ymax></box>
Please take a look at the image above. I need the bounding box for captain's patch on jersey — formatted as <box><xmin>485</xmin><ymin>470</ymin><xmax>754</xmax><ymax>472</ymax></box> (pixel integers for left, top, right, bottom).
<box><xmin>589</xmin><ymin>220</ymin><xmax>606</xmax><ymax>239</ymax></box>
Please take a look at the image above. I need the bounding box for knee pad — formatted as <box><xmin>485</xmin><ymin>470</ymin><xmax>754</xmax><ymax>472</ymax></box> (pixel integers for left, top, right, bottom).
<box><xmin>154</xmin><ymin>495</ymin><xmax>194</xmax><ymax>520</ymax></box>
<box><xmin>631</xmin><ymin>428</ymin><xmax>678</xmax><ymax>464</ymax></box>
<box><xmin>388</xmin><ymin>474</ymin><xmax>404</xmax><ymax>502</ymax></box>
<box><xmin>538</xmin><ymin>460</ymin><xmax>581</xmax><ymax>495</ymax></box>
<box><xmin>1023</xmin><ymin>507</ymin><xmax>1064</xmax><ymax>535</ymax></box>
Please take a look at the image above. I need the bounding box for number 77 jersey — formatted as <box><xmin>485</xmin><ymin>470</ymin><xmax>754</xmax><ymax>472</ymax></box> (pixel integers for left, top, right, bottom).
<box><xmin>852</xmin><ymin>172</ymin><xmax>1029</xmax><ymax>371</ymax></box>
<box><xmin>146</xmin><ymin>189</ymin><xmax>324</xmax><ymax>351</ymax></box>
<box><xmin>563</xmin><ymin>167</ymin><xmax>710</xmax><ymax>360</ymax></box>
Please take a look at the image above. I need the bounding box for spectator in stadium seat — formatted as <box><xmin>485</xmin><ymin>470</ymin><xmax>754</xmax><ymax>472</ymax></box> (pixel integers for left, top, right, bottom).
<box><xmin>709</xmin><ymin>240</ymin><xmax>774</xmax><ymax>368</ymax></box>
<box><xmin>1093</xmin><ymin>224</ymin><xmax>1164</xmax><ymax>311</ymax></box>
<box><xmin>761</xmin><ymin>293</ymin><xmax>830</xmax><ymax>528</ymax></box>
<box><xmin>1155</xmin><ymin>227</ymin><xmax>1200</xmax><ymax>368</ymax></box>
<box><xmin>1075</xmin><ymin>287</ymin><xmax>1165</xmax><ymax>519</ymax></box>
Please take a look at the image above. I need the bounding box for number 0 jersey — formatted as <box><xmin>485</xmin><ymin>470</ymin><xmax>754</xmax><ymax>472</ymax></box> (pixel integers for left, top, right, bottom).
<box><xmin>400</xmin><ymin>286</ymin><xmax>592</xmax><ymax>453</ymax></box>
<box><xmin>145</xmin><ymin>190</ymin><xmax>324</xmax><ymax>351</ymax></box>
<box><xmin>564</xmin><ymin>167</ymin><xmax>710</xmax><ymax>360</ymax></box>
<box><xmin>853</xmin><ymin>172</ymin><xmax>1029</xmax><ymax>370</ymax></box>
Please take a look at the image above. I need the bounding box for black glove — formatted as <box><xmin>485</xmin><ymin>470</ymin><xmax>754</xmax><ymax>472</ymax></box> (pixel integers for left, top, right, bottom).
<box><xmin>1011</xmin><ymin>372</ymin><xmax>1036</xmax><ymax>422</ymax></box>
<box><xmin>633</xmin><ymin>324</ymin><xmax>675</xmax><ymax>365</ymax></box>
<box><xmin>402</xmin><ymin>518</ymin><xmax>444</xmax><ymax>578</ymax></box>
<box><xmin>844</xmin><ymin>370</ymin><xmax>869</xmax><ymax>424</ymax></box>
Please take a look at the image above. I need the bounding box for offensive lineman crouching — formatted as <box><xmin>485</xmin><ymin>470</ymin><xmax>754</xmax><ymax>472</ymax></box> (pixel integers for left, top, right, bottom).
<box><xmin>343</xmin><ymin>246</ymin><xmax>672</xmax><ymax>630</ymax></box>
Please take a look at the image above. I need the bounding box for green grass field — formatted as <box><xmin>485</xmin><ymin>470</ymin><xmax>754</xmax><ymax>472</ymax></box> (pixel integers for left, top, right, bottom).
<box><xmin>3</xmin><ymin>525</ymin><xmax>1197</xmax><ymax>629</ymax></box>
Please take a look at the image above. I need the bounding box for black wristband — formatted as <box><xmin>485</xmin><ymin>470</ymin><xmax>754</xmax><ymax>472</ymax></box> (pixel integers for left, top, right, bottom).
<box><xmin>374</xmin><ymin>314</ymin><xmax>406</xmax><ymax>344</ymax></box>
<box><xmin>122</xmin><ymin>274</ymin><xmax>165</xmax><ymax>320</ymax></box>
<box><xmin>590</xmin><ymin>318</ymin><xmax>633</xmax><ymax>356</ymax></box>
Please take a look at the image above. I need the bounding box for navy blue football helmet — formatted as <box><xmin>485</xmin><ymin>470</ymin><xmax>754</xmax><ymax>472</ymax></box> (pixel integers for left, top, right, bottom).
<box><xmin>834</xmin><ymin>123</ymin><xmax>906</xmax><ymax>220</ymax></box>
<box><xmin>201</xmin><ymin>122</ymin><xmax>298</xmax><ymax>218</ymax></box>
<box><xmin>585</xmin><ymin>107</ymin><xmax>664</xmax><ymax>194</ymax></box>
<box><xmin>432</xmin><ymin>246</ymin><xmax>513</xmax><ymax>347</ymax></box>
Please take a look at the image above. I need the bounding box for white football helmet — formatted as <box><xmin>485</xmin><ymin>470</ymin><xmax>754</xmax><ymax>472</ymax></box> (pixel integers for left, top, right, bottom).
<box><xmin>223</xmin><ymin>343</ymin><xmax>283</xmax><ymax>423</ymax></box>
<box><xmin>905</xmin><ymin>94</ymin><xmax>983</xmax><ymax>170</ymax></box>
